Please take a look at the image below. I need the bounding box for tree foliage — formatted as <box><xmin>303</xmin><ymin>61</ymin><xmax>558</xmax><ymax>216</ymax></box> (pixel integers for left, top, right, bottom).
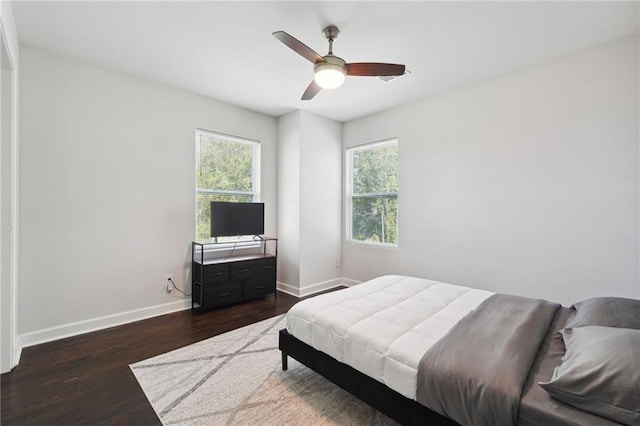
<box><xmin>195</xmin><ymin>136</ymin><xmax>254</xmax><ymax>240</ymax></box>
<box><xmin>351</xmin><ymin>142</ymin><xmax>398</xmax><ymax>244</ymax></box>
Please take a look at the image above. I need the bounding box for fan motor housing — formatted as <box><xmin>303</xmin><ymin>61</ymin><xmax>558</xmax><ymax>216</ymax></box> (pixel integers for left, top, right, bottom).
<box><xmin>315</xmin><ymin>54</ymin><xmax>346</xmax><ymax>69</ymax></box>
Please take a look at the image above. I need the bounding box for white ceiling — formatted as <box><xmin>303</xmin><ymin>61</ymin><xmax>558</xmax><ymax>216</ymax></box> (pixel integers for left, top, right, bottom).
<box><xmin>13</xmin><ymin>1</ymin><xmax>639</xmax><ymax>122</ymax></box>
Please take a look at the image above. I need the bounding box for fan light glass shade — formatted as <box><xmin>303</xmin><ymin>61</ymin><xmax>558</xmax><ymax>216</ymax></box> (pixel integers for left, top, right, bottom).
<box><xmin>314</xmin><ymin>64</ymin><xmax>346</xmax><ymax>89</ymax></box>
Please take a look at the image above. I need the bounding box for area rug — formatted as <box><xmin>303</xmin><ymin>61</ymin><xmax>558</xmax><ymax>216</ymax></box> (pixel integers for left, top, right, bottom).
<box><xmin>130</xmin><ymin>315</ymin><xmax>397</xmax><ymax>425</ymax></box>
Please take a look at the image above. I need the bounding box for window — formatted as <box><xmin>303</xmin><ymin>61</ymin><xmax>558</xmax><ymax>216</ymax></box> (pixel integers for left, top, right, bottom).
<box><xmin>346</xmin><ymin>139</ymin><xmax>398</xmax><ymax>246</ymax></box>
<box><xmin>195</xmin><ymin>130</ymin><xmax>260</xmax><ymax>240</ymax></box>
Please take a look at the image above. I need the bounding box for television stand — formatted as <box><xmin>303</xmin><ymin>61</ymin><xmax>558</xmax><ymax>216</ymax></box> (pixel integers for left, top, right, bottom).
<box><xmin>191</xmin><ymin>237</ymin><xmax>277</xmax><ymax>312</ymax></box>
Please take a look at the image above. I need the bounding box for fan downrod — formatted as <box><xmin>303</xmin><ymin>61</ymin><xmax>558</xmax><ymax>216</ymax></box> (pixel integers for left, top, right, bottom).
<box><xmin>322</xmin><ymin>25</ymin><xmax>340</xmax><ymax>54</ymax></box>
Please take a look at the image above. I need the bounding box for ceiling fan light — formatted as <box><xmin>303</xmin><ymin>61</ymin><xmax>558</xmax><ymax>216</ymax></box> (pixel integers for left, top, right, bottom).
<box><xmin>314</xmin><ymin>64</ymin><xmax>346</xmax><ymax>89</ymax></box>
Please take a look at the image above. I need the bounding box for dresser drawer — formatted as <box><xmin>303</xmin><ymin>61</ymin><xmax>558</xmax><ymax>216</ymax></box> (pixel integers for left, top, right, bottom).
<box><xmin>255</xmin><ymin>257</ymin><xmax>276</xmax><ymax>276</ymax></box>
<box><xmin>202</xmin><ymin>263</ymin><xmax>229</xmax><ymax>284</ymax></box>
<box><xmin>203</xmin><ymin>282</ymin><xmax>241</xmax><ymax>308</ymax></box>
<box><xmin>242</xmin><ymin>275</ymin><xmax>276</xmax><ymax>300</ymax></box>
<box><xmin>231</xmin><ymin>260</ymin><xmax>255</xmax><ymax>281</ymax></box>
<box><xmin>193</xmin><ymin>262</ymin><xmax>229</xmax><ymax>284</ymax></box>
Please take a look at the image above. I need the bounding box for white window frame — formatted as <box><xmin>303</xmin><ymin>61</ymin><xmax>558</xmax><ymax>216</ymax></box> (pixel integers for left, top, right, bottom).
<box><xmin>195</xmin><ymin>129</ymin><xmax>261</xmax><ymax>248</ymax></box>
<box><xmin>345</xmin><ymin>138</ymin><xmax>398</xmax><ymax>248</ymax></box>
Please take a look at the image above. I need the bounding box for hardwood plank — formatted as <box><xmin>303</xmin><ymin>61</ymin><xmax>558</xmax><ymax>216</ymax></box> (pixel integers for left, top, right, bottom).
<box><xmin>1</xmin><ymin>292</ymin><xmax>300</xmax><ymax>425</ymax></box>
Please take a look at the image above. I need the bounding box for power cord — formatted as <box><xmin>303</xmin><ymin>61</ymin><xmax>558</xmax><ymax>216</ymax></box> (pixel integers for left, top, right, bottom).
<box><xmin>228</xmin><ymin>241</ymin><xmax>238</xmax><ymax>258</ymax></box>
<box><xmin>167</xmin><ymin>277</ymin><xmax>189</xmax><ymax>296</ymax></box>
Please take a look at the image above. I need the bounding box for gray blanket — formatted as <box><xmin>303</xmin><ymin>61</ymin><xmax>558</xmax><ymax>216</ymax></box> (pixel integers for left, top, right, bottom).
<box><xmin>416</xmin><ymin>294</ymin><xmax>560</xmax><ymax>426</ymax></box>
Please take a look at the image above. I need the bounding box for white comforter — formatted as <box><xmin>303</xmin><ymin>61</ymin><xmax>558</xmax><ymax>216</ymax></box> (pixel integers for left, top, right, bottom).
<box><xmin>286</xmin><ymin>275</ymin><xmax>493</xmax><ymax>399</ymax></box>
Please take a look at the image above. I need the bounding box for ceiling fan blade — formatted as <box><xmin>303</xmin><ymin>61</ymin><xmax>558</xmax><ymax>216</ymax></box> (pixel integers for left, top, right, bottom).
<box><xmin>346</xmin><ymin>63</ymin><xmax>406</xmax><ymax>77</ymax></box>
<box><xmin>301</xmin><ymin>81</ymin><xmax>322</xmax><ymax>100</ymax></box>
<box><xmin>273</xmin><ymin>31</ymin><xmax>324</xmax><ymax>64</ymax></box>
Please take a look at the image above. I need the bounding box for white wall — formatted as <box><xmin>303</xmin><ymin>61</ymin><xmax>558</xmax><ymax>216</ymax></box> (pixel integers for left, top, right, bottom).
<box><xmin>18</xmin><ymin>45</ymin><xmax>278</xmax><ymax>343</ymax></box>
<box><xmin>299</xmin><ymin>111</ymin><xmax>342</xmax><ymax>288</ymax></box>
<box><xmin>342</xmin><ymin>36</ymin><xmax>640</xmax><ymax>306</ymax></box>
<box><xmin>277</xmin><ymin>111</ymin><xmax>301</xmax><ymax>288</ymax></box>
<box><xmin>277</xmin><ymin>110</ymin><xmax>342</xmax><ymax>296</ymax></box>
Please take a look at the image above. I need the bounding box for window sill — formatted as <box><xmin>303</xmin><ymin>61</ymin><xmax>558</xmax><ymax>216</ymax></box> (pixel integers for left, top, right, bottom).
<box><xmin>345</xmin><ymin>240</ymin><xmax>398</xmax><ymax>251</ymax></box>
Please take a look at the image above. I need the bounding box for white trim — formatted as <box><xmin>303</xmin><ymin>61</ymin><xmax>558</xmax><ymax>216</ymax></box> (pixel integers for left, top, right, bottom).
<box><xmin>14</xmin><ymin>276</ymin><xmax>358</xmax><ymax>354</ymax></box>
<box><xmin>347</xmin><ymin>138</ymin><xmax>397</xmax><ymax>152</ymax></box>
<box><xmin>9</xmin><ymin>61</ymin><xmax>18</xmax><ymax>370</ymax></box>
<box><xmin>277</xmin><ymin>277</ymin><xmax>346</xmax><ymax>298</ymax></box>
<box><xmin>276</xmin><ymin>281</ymin><xmax>299</xmax><ymax>297</ymax></box>
<box><xmin>341</xmin><ymin>277</ymin><xmax>362</xmax><ymax>287</ymax></box>
<box><xmin>194</xmin><ymin>129</ymin><xmax>261</xmax><ymax>240</ymax></box>
<box><xmin>345</xmin><ymin>239</ymin><xmax>399</xmax><ymax>251</ymax></box>
<box><xmin>13</xmin><ymin>344</ymin><xmax>21</xmax><ymax>367</ymax></box>
<box><xmin>9</xmin><ymin>40</ymin><xmax>18</xmax><ymax>371</ymax></box>
<box><xmin>0</xmin><ymin>7</ymin><xmax>19</xmax><ymax>372</ymax></box>
<box><xmin>195</xmin><ymin>128</ymin><xmax>259</xmax><ymax>146</ymax></box>
<box><xmin>16</xmin><ymin>299</ymin><xmax>191</xmax><ymax>350</ymax></box>
<box><xmin>345</xmin><ymin>138</ymin><xmax>399</xmax><ymax>248</ymax></box>
<box><xmin>253</xmin><ymin>137</ymin><xmax>261</xmax><ymax>202</ymax></box>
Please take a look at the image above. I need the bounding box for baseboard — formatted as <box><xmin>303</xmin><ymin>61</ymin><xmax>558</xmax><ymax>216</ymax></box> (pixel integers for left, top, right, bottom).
<box><xmin>16</xmin><ymin>299</ymin><xmax>192</xmax><ymax>352</ymax></box>
<box><xmin>277</xmin><ymin>277</ymin><xmax>352</xmax><ymax>298</ymax></box>
<box><xmin>341</xmin><ymin>277</ymin><xmax>362</xmax><ymax>287</ymax></box>
<box><xmin>16</xmin><ymin>278</ymin><xmax>363</xmax><ymax>358</ymax></box>
<box><xmin>13</xmin><ymin>344</ymin><xmax>22</xmax><ymax>369</ymax></box>
<box><xmin>299</xmin><ymin>278</ymin><xmax>345</xmax><ymax>297</ymax></box>
<box><xmin>277</xmin><ymin>281</ymin><xmax>301</xmax><ymax>297</ymax></box>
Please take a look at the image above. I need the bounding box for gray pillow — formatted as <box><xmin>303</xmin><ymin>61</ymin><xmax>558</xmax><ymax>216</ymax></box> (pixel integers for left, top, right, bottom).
<box><xmin>566</xmin><ymin>297</ymin><xmax>640</xmax><ymax>329</ymax></box>
<box><xmin>539</xmin><ymin>326</ymin><xmax>640</xmax><ymax>425</ymax></box>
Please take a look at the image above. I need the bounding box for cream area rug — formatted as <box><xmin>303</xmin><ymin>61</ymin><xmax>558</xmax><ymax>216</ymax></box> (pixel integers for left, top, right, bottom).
<box><xmin>130</xmin><ymin>315</ymin><xmax>397</xmax><ymax>425</ymax></box>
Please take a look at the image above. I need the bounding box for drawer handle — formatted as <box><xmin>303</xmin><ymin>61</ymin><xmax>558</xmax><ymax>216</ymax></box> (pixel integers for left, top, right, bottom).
<box><xmin>219</xmin><ymin>292</ymin><xmax>230</xmax><ymax>296</ymax></box>
<box><xmin>211</xmin><ymin>271</ymin><xmax>224</xmax><ymax>277</ymax></box>
<box><xmin>259</xmin><ymin>266</ymin><xmax>271</xmax><ymax>270</ymax></box>
<box><xmin>238</xmin><ymin>268</ymin><xmax>250</xmax><ymax>273</ymax></box>
<box><xmin>256</xmin><ymin>285</ymin><xmax>264</xmax><ymax>289</ymax></box>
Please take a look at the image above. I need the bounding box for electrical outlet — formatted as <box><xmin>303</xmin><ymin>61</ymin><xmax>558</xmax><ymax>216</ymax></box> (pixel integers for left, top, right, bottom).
<box><xmin>336</xmin><ymin>257</ymin><xmax>341</xmax><ymax>268</ymax></box>
<box><xmin>164</xmin><ymin>274</ymin><xmax>174</xmax><ymax>293</ymax></box>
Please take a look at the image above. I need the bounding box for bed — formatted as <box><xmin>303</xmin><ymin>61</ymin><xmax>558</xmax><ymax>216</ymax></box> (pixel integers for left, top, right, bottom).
<box><xmin>278</xmin><ymin>275</ymin><xmax>640</xmax><ymax>426</ymax></box>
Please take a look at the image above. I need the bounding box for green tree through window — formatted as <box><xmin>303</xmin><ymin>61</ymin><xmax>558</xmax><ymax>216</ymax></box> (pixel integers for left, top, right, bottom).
<box><xmin>347</xmin><ymin>139</ymin><xmax>398</xmax><ymax>245</ymax></box>
<box><xmin>195</xmin><ymin>130</ymin><xmax>259</xmax><ymax>240</ymax></box>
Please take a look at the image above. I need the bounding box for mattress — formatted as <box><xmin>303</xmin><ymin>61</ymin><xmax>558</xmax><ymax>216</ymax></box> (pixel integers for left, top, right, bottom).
<box><xmin>286</xmin><ymin>275</ymin><xmax>493</xmax><ymax>399</ymax></box>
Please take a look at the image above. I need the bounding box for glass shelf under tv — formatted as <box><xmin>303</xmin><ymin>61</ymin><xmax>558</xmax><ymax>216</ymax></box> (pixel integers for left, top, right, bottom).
<box><xmin>191</xmin><ymin>237</ymin><xmax>278</xmax><ymax>265</ymax></box>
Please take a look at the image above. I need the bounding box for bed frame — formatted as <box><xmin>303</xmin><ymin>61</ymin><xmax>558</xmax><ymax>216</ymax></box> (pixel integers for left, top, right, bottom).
<box><xmin>279</xmin><ymin>329</ymin><xmax>458</xmax><ymax>426</ymax></box>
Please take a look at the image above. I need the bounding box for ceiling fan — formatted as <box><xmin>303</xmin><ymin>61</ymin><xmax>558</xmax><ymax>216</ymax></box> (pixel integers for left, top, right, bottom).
<box><xmin>273</xmin><ymin>25</ymin><xmax>406</xmax><ymax>100</ymax></box>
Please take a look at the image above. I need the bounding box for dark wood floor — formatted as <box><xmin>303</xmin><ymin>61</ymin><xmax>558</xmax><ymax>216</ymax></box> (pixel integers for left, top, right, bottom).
<box><xmin>1</xmin><ymin>292</ymin><xmax>300</xmax><ymax>425</ymax></box>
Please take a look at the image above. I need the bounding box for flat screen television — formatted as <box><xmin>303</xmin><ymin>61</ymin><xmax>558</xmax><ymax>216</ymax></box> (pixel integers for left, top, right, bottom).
<box><xmin>210</xmin><ymin>201</ymin><xmax>265</xmax><ymax>238</ymax></box>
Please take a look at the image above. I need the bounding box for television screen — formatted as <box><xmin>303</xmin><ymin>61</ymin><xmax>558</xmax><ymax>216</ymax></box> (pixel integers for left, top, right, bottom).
<box><xmin>210</xmin><ymin>202</ymin><xmax>265</xmax><ymax>237</ymax></box>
